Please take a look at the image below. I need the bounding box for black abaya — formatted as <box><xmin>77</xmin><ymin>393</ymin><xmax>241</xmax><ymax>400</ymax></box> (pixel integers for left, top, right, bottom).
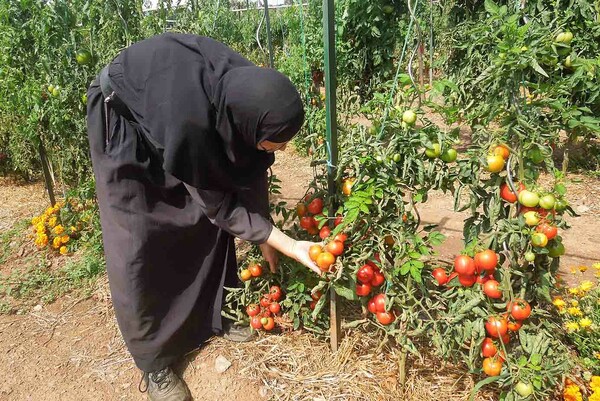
<box><xmin>86</xmin><ymin>33</ymin><xmax>303</xmax><ymax>372</ymax></box>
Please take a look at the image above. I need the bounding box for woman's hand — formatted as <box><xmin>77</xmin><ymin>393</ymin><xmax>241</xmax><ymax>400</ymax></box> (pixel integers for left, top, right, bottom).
<box><xmin>264</xmin><ymin>226</ymin><xmax>322</xmax><ymax>275</ymax></box>
<box><xmin>290</xmin><ymin>240</ymin><xmax>322</xmax><ymax>275</ymax></box>
<box><xmin>259</xmin><ymin>243</ymin><xmax>279</xmax><ymax>273</ymax></box>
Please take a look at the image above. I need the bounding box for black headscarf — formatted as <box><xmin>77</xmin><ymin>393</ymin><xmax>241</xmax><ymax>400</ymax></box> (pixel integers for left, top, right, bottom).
<box><xmin>107</xmin><ymin>34</ymin><xmax>304</xmax><ymax>192</ymax></box>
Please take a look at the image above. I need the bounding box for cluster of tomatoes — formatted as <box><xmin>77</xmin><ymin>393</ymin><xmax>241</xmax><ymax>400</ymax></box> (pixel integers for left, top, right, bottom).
<box><xmin>239</xmin><ymin>263</ymin><xmax>263</xmax><ymax>282</ymax></box>
<box><xmin>485</xmin><ymin>144</ymin><xmax>511</xmax><ymax>173</ymax></box>
<box><xmin>296</xmin><ymin>196</ymin><xmax>343</xmax><ymax>238</ymax></box>
<box><xmin>246</xmin><ymin>285</ymin><xmax>283</xmax><ymax>332</ymax></box>
<box><xmin>354</xmin><ymin>257</ymin><xmax>394</xmax><ymax>325</ymax></box>
<box><xmin>499</xmin><ymin>181</ymin><xmax>566</xmax><ymax>259</ymax></box>
<box><xmin>366</xmin><ymin>293</ymin><xmax>395</xmax><ymax>325</ymax></box>
<box><xmin>482</xmin><ymin>299</ymin><xmax>532</xmax><ymax>376</ymax></box>
<box><xmin>432</xmin><ymin>249</ymin><xmax>499</xmax><ymax>289</ymax></box>
<box><xmin>308</xmin><ymin>233</ymin><xmax>347</xmax><ymax>272</ymax></box>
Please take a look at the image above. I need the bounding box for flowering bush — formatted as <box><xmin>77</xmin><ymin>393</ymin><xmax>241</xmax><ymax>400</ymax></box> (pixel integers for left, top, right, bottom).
<box><xmin>554</xmin><ymin>263</ymin><xmax>600</xmax><ymax>375</ymax></box>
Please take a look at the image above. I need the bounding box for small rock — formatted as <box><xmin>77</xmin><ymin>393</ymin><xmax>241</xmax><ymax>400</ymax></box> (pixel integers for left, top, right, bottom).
<box><xmin>258</xmin><ymin>386</ymin><xmax>269</xmax><ymax>398</ymax></box>
<box><xmin>214</xmin><ymin>355</ymin><xmax>231</xmax><ymax>373</ymax></box>
<box><xmin>33</xmin><ymin>304</ymin><xmax>42</xmax><ymax>312</ymax></box>
<box><xmin>577</xmin><ymin>205</ymin><xmax>590</xmax><ymax>214</ymax></box>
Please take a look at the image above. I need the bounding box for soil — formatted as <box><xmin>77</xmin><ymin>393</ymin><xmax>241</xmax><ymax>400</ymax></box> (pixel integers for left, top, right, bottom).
<box><xmin>0</xmin><ymin>143</ymin><xmax>599</xmax><ymax>400</ymax></box>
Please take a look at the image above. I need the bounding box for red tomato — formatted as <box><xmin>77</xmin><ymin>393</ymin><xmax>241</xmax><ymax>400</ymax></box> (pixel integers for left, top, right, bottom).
<box><xmin>269</xmin><ymin>302</ymin><xmax>281</xmax><ymax>314</ymax></box>
<box><xmin>334</xmin><ymin>215</ymin><xmax>343</xmax><ymax>227</ymax></box>
<box><xmin>334</xmin><ymin>233</ymin><xmax>348</xmax><ymax>243</ymax></box>
<box><xmin>249</xmin><ymin>264</ymin><xmax>263</xmax><ymax>277</ymax></box>
<box><xmin>311</xmin><ymin>291</ymin><xmax>322</xmax><ymax>301</ymax></box>
<box><xmin>485</xmin><ymin>315</ymin><xmax>508</xmax><ymax>338</ymax></box>
<box><xmin>499</xmin><ymin>333</ymin><xmax>510</xmax><ymax>344</ymax></box>
<box><xmin>507</xmin><ymin>319</ymin><xmax>522</xmax><ymax>332</ymax></box>
<box><xmin>483</xmin><ymin>280</ymin><xmax>502</xmax><ymax>299</ymax></box>
<box><xmin>367</xmin><ymin>297</ymin><xmax>377</xmax><ymax>314</ymax></box>
<box><xmin>376</xmin><ymin>311</ymin><xmax>395</xmax><ymax>325</ymax></box>
<box><xmin>250</xmin><ymin>316</ymin><xmax>263</xmax><ymax>329</ymax></box>
<box><xmin>307</xmin><ymin>226</ymin><xmax>319</xmax><ymax>236</ymax></box>
<box><xmin>481</xmin><ymin>338</ymin><xmax>497</xmax><ymax>358</ymax></box>
<box><xmin>372</xmin><ymin>293</ymin><xmax>387</xmax><ymax>313</ymax></box>
<box><xmin>507</xmin><ymin>299</ymin><xmax>532</xmax><ymax>320</ymax></box>
<box><xmin>262</xmin><ymin>317</ymin><xmax>275</xmax><ymax>331</ymax></box>
<box><xmin>300</xmin><ymin>216</ymin><xmax>317</xmax><ymax>230</ymax></box>
<box><xmin>325</xmin><ymin>240</ymin><xmax>344</xmax><ymax>256</ymax></box>
<box><xmin>536</xmin><ymin>223</ymin><xmax>558</xmax><ymax>241</ymax></box>
<box><xmin>357</xmin><ymin>264</ymin><xmax>374</xmax><ymax>284</ymax></box>
<box><xmin>371</xmin><ymin>271</ymin><xmax>385</xmax><ymax>287</ymax></box>
<box><xmin>474</xmin><ymin>250</ymin><xmax>498</xmax><ymax>274</ymax></box>
<box><xmin>309</xmin><ymin>300</ymin><xmax>317</xmax><ymax>310</ymax></box>
<box><xmin>260</xmin><ymin>295</ymin><xmax>271</xmax><ymax>308</ymax></box>
<box><xmin>454</xmin><ymin>255</ymin><xmax>476</xmax><ymax>276</ymax></box>
<box><xmin>432</xmin><ymin>268</ymin><xmax>449</xmax><ymax>285</ymax></box>
<box><xmin>458</xmin><ymin>274</ymin><xmax>477</xmax><ymax>287</ymax></box>
<box><xmin>307</xmin><ymin>198</ymin><xmax>324</xmax><ymax>215</ymax></box>
<box><xmin>269</xmin><ymin>286</ymin><xmax>282</xmax><ymax>302</ymax></box>
<box><xmin>482</xmin><ymin>357</ymin><xmax>503</xmax><ymax>376</ymax></box>
<box><xmin>319</xmin><ymin>225</ymin><xmax>331</xmax><ymax>239</ymax></box>
<box><xmin>246</xmin><ymin>304</ymin><xmax>261</xmax><ymax>317</ymax></box>
<box><xmin>500</xmin><ymin>182</ymin><xmax>525</xmax><ymax>203</ymax></box>
<box><xmin>356</xmin><ymin>283</ymin><xmax>372</xmax><ymax>297</ymax></box>
<box><xmin>476</xmin><ymin>274</ymin><xmax>491</xmax><ymax>285</ymax></box>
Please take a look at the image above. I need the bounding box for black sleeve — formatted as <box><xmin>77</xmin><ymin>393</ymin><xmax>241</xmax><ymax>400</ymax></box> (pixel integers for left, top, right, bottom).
<box><xmin>184</xmin><ymin>175</ymin><xmax>272</xmax><ymax>244</ymax></box>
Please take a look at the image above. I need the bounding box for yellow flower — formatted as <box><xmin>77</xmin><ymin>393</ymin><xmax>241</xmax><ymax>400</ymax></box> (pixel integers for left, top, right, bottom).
<box><xmin>31</xmin><ymin>216</ymin><xmax>40</xmax><ymax>225</ymax></box>
<box><xmin>570</xmin><ymin>267</ymin><xmax>579</xmax><ymax>274</ymax></box>
<box><xmin>565</xmin><ymin>322</ymin><xmax>580</xmax><ymax>332</ymax></box>
<box><xmin>589</xmin><ymin>392</ymin><xmax>600</xmax><ymax>401</ymax></box>
<box><xmin>569</xmin><ymin>287</ymin><xmax>580</xmax><ymax>296</ymax></box>
<box><xmin>52</xmin><ymin>237</ymin><xmax>62</xmax><ymax>249</ymax></box>
<box><xmin>567</xmin><ymin>307</ymin><xmax>583</xmax><ymax>317</ymax></box>
<box><xmin>593</xmin><ymin>262</ymin><xmax>600</xmax><ymax>270</ymax></box>
<box><xmin>591</xmin><ymin>376</ymin><xmax>600</xmax><ymax>392</ymax></box>
<box><xmin>61</xmin><ymin>235</ymin><xmax>70</xmax><ymax>244</ymax></box>
<box><xmin>53</xmin><ymin>225</ymin><xmax>64</xmax><ymax>235</ymax></box>
<box><xmin>579</xmin><ymin>318</ymin><xmax>592</xmax><ymax>329</ymax></box>
<box><xmin>35</xmin><ymin>234</ymin><xmax>48</xmax><ymax>248</ymax></box>
<box><xmin>59</xmin><ymin>246</ymin><xmax>67</xmax><ymax>255</ymax></box>
<box><xmin>578</xmin><ymin>266</ymin><xmax>588</xmax><ymax>272</ymax></box>
<box><xmin>571</xmin><ymin>300</ymin><xmax>579</xmax><ymax>307</ymax></box>
<box><xmin>35</xmin><ymin>223</ymin><xmax>45</xmax><ymax>233</ymax></box>
<box><xmin>48</xmin><ymin>216</ymin><xmax>57</xmax><ymax>228</ymax></box>
<box><xmin>69</xmin><ymin>226</ymin><xmax>77</xmax><ymax>234</ymax></box>
<box><xmin>563</xmin><ymin>383</ymin><xmax>582</xmax><ymax>401</ymax></box>
<box><xmin>553</xmin><ymin>298</ymin><xmax>566</xmax><ymax>309</ymax></box>
<box><xmin>579</xmin><ymin>281</ymin><xmax>595</xmax><ymax>292</ymax></box>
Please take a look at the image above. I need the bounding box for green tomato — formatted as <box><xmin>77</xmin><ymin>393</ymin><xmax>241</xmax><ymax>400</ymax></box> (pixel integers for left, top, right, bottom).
<box><xmin>425</xmin><ymin>143</ymin><xmax>441</xmax><ymax>159</ymax></box>
<box><xmin>527</xmin><ymin>147</ymin><xmax>544</xmax><ymax>164</ymax></box>
<box><xmin>368</xmin><ymin>126</ymin><xmax>377</xmax><ymax>135</ymax></box>
<box><xmin>382</xmin><ymin>5</ymin><xmax>394</xmax><ymax>14</ymax></box>
<box><xmin>555</xmin><ymin>32</ymin><xmax>567</xmax><ymax>43</ymax></box>
<box><xmin>564</xmin><ymin>55</ymin><xmax>573</xmax><ymax>68</ymax></box>
<box><xmin>498</xmin><ymin>52</ymin><xmax>507</xmax><ymax>59</ymax></box>
<box><xmin>539</xmin><ymin>194</ymin><xmax>556</xmax><ymax>210</ymax></box>
<box><xmin>392</xmin><ymin>153</ymin><xmax>401</xmax><ymax>163</ymax></box>
<box><xmin>51</xmin><ymin>87</ymin><xmax>60</xmax><ymax>97</ymax></box>
<box><xmin>76</xmin><ymin>50</ymin><xmax>92</xmax><ymax>65</ymax></box>
<box><xmin>402</xmin><ymin>110</ymin><xmax>417</xmax><ymax>125</ymax></box>
<box><xmin>47</xmin><ymin>84</ymin><xmax>55</xmax><ymax>93</ymax></box>
<box><xmin>81</xmin><ymin>94</ymin><xmax>88</xmax><ymax>105</ymax></box>
<box><xmin>515</xmin><ymin>382</ymin><xmax>534</xmax><ymax>398</ymax></box>
<box><xmin>375</xmin><ymin>155</ymin><xmax>384</xmax><ymax>164</ymax></box>
<box><xmin>440</xmin><ymin>148</ymin><xmax>458</xmax><ymax>163</ymax></box>
<box><xmin>524</xmin><ymin>251</ymin><xmax>536</xmax><ymax>262</ymax></box>
<box><xmin>523</xmin><ymin>211</ymin><xmax>540</xmax><ymax>226</ymax></box>
<box><xmin>563</xmin><ymin>31</ymin><xmax>573</xmax><ymax>44</ymax></box>
<box><xmin>547</xmin><ymin>241</ymin><xmax>565</xmax><ymax>258</ymax></box>
<box><xmin>518</xmin><ymin>190</ymin><xmax>540</xmax><ymax>208</ymax></box>
<box><xmin>555</xmin><ymin>198</ymin><xmax>569</xmax><ymax>212</ymax></box>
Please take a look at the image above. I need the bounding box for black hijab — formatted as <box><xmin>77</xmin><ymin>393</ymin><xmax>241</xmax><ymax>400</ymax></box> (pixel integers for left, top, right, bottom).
<box><xmin>107</xmin><ymin>34</ymin><xmax>304</xmax><ymax>192</ymax></box>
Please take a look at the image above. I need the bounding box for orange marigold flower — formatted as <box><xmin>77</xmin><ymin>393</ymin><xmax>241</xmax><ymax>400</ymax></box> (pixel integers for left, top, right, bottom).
<box><xmin>61</xmin><ymin>235</ymin><xmax>70</xmax><ymax>244</ymax></box>
<box><xmin>563</xmin><ymin>383</ymin><xmax>582</xmax><ymax>401</ymax></box>
<box><xmin>53</xmin><ymin>225</ymin><xmax>64</xmax><ymax>235</ymax></box>
<box><xmin>52</xmin><ymin>237</ymin><xmax>62</xmax><ymax>249</ymax></box>
<box><xmin>59</xmin><ymin>246</ymin><xmax>68</xmax><ymax>255</ymax></box>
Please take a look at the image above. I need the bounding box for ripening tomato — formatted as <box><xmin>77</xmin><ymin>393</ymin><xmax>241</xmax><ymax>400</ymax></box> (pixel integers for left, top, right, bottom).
<box><xmin>371</xmin><ymin>271</ymin><xmax>385</xmax><ymax>287</ymax></box>
<box><xmin>356</xmin><ymin>282</ymin><xmax>372</xmax><ymax>297</ymax></box>
<box><xmin>458</xmin><ymin>274</ymin><xmax>477</xmax><ymax>287</ymax></box>
<box><xmin>307</xmin><ymin>198</ymin><xmax>324</xmax><ymax>215</ymax></box>
<box><xmin>316</xmin><ymin>251</ymin><xmax>335</xmax><ymax>272</ymax></box>
<box><xmin>269</xmin><ymin>302</ymin><xmax>281</xmax><ymax>314</ymax></box>
<box><xmin>319</xmin><ymin>225</ymin><xmax>331</xmax><ymax>239</ymax></box>
<box><xmin>309</xmin><ymin>245</ymin><xmax>323</xmax><ymax>262</ymax></box>
<box><xmin>474</xmin><ymin>250</ymin><xmax>498</xmax><ymax>274</ymax></box>
<box><xmin>372</xmin><ymin>293</ymin><xmax>387</xmax><ymax>313</ymax></box>
<box><xmin>485</xmin><ymin>315</ymin><xmax>509</xmax><ymax>338</ymax></box>
<box><xmin>249</xmin><ymin>264</ymin><xmax>263</xmax><ymax>277</ymax></box>
<box><xmin>367</xmin><ymin>297</ymin><xmax>377</xmax><ymax>314</ymax></box>
<box><xmin>523</xmin><ymin>211</ymin><xmax>540</xmax><ymax>226</ymax></box>
<box><xmin>454</xmin><ymin>255</ymin><xmax>476</xmax><ymax>276</ymax></box>
<box><xmin>507</xmin><ymin>299</ymin><xmax>531</xmax><ymax>320</ymax></box>
<box><xmin>262</xmin><ymin>317</ymin><xmax>275</xmax><ymax>331</ymax></box>
<box><xmin>246</xmin><ymin>304</ymin><xmax>261</xmax><ymax>317</ymax></box>
<box><xmin>240</xmin><ymin>269</ymin><xmax>252</xmax><ymax>281</ymax></box>
<box><xmin>334</xmin><ymin>233</ymin><xmax>348</xmax><ymax>243</ymax></box>
<box><xmin>334</xmin><ymin>215</ymin><xmax>343</xmax><ymax>226</ymax></box>
<box><xmin>356</xmin><ymin>264</ymin><xmax>375</xmax><ymax>284</ymax></box>
<box><xmin>531</xmin><ymin>232</ymin><xmax>548</xmax><ymax>248</ymax></box>
<box><xmin>483</xmin><ymin>280</ymin><xmax>502</xmax><ymax>299</ymax></box>
<box><xmin>499</xmin><ymin>332</ymin><xmax>510</xmax><ymax>345</ymax></box>
<box><xmin>486</xmin><ymin>155</ymin><xmax>505</xmax><ymax>173</ymax></box>
<box><xmin>481</xmin><ymin>338</ymin><xmax>498</xmax><ymax>358</ymax></box>
<box><xmin>260</xmin><ymin>295</ymin><xmax>271</xmax><ymax>308</ymax></box>
<box><xmin>325</xmin><ymin>240</ymin><xmax>344</xmax><ymax>256</ymax></box>
<box><xmin>518</xmin><ymin>190</ymin><xmax>540</xmax><ymax>208</ymax></box>
<box><xmin>482</xmin><ymin>357</ymin><xmax>503</xmax><ymax>376</ymax></box>
<box><xmin>296</xmin><ymin>203</ymin><xmax>307</xmax><ymax>217</ymax></box>
<box><xmin>342</xmin><ymin>178</ymin><xmax>354</xmax><ymax>196</ymax></box>
<box><xmin>300</xmin><ymin>216</ymin><xmax>317</xmax><ymax>230</ymax></box>
<box><xmin>432</xmin><ymin>268</ymin><xmax>449</xmax><ymax>285</ymax></box>
<box><xmin>500</xmin><ymin>182</ymin><xmax>525</xmax><ymax>203</ymax></box>
<box><xmin>507</xmin><ymin>319</ymin><xmax>522</xmax><ymax>332</ymax></box>
<box><xmin>269</xmin><ymin>286</ymin><xmax>282</xmax><ymax>302</ymax></box>
<box><xmin>536</xmin><ymin>223</ymin><xmax>558</xmax><ymax>240</ymax></box>
<box><xmin>493</xmin><ymin>144</ymin><xmax>510</xmax><ymax>160</ymax></box>
<box><xmin>250</xmin><ymin>316</ymin><xmax>263</xmax><ymax>329</ymax></box>
<box><xmin>376</xmin><ymin>311</ymin><xmax>395</xmax><ymax>325</ymax></box>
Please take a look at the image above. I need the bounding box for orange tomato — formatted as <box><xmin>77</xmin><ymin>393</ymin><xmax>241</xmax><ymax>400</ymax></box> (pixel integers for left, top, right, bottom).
<box><xmin>493</xmin><ymin>144</ymin><xmax>510</xmax><ymax>160</ymax></box>
<box><xmin>309</xmin><ymin>245</ymin><xmax>323</xmax><ymax>262</ymax></box>
<box><xmin>240</xmin><ymin>269</ymin><xmax>252</xmax><ymax>281</ymax></box>
<box><xmin>316</xmin><ymin>251</ymin><xmax>335</xmax><ymax>272</ymax></box>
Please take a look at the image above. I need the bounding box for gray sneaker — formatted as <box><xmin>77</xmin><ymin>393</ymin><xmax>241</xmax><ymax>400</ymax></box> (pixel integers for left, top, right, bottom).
<box><xmin>222</xmin><ymin>320</ymin><xmax>256</xmax><ymax>342</ymax></box>
<box><xmin>139</xmin><ymin>367</ymin><xmax>191</xmax><ymax>401</ymax></box>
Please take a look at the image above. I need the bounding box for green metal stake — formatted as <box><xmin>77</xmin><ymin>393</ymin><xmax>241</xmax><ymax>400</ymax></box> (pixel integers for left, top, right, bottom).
<box><xmin>322</xmin><ymin>0</ymin><xmax>340</xmax><ymax>352</ymax></box>
<box><xmin>263</xmin><ymin>0</ymin><xmax>274</xmax><ymax>68</ymax></box>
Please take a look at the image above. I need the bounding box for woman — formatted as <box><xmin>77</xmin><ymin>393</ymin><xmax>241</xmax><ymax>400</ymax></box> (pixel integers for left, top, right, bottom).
<box><xmin>86</xmin><ymin>33</ymin><xmax>320</xmax><ymax>401</ymax></box>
